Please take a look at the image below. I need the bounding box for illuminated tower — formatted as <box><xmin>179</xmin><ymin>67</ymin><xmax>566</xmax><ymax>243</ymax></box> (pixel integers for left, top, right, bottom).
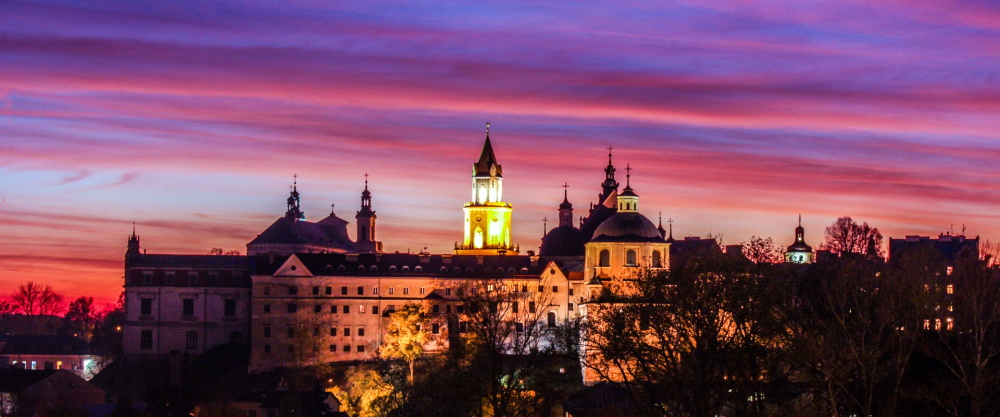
<box><xmin>784</xmin><ymin>215</ymin><xmax>815</xmax><ymax>264</ymax></box>
<box><xmin>355</xmin><ymin>174</ymin><xmax>383</xmax><ymax>254</ymax></box>
<box><xmin>456</xmin><ymin>123</ymin><xmax>519</xmax><ymax>255</ymax></box>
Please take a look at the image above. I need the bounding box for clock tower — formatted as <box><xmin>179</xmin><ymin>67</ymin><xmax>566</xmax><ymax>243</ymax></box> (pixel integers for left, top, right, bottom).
<box><xmin>456</xmin><ymin>123</ymin><xmax>519</xmax><ymax>255</ymax></box>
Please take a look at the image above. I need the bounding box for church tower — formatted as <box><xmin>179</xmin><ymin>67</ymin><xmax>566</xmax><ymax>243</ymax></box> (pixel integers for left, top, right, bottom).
<box><xmin>126</xmin><ymin>223</ymin><xmax>141</xmax><ymax>259</ymax></box>
<box><xmin>355</xmin><ymin>175</ymin><xmax>383</xmax><ymax>254</ymax></box>
<box><xmin>285</xmin><ymin>177</ymin><xmax>305</xmax><ymax>221</ymax></box>
<box><xmin>785</xmin><ymin>215</ymin><xmax>815</xmax><ymax>264</ymax></box>
<box><xmin>456</xmin><ymin>123</ymin><xmax>518</xmax><ymax>255</ymax></box>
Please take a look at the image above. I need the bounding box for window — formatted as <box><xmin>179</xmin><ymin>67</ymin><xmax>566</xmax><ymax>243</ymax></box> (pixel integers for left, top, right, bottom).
<box><xmin>329</xmin><ymin>345</ymin><xmax>337</xmax><ymax>352</ymax></box>
<box><xmin>224</xmin><ymin>299</ymin><xmax>236</xmax><ymax>317</ymax></box>
<box><xmin>373</xmin><ymin>286</ymin><xmax>379</xmax><ymax>295</ymax></box>
<box><xmin>358</xmin><ymin>286</ymin><xmax>364</xmax><ymax>295</ymax></box>
<box><xmin>947</xmin><ymin>266</ymin><xmax>954</xmax><ymax>276</ymax></box>
<box><xmin>599</xmin><ymin>249</ymin><xmax>610</xmax><ymax>267</ymax></box>
<box><xmin>313</xmin><ymin>327</ymin><xmax>320</xmax><ymax>337</ymax></box>
<box><xmin>389</xmin><ymin>287</ymin><xmax>395</xmax><ymax>295</ymax></box>
<box><xmin>547</xmin><ymin>311</ymin><xmax>557</xmax><ymax>327</ymax></box>
<box><xmin>264</xmin><ymin>344</ymin><xmax>271</xmax><ymax>353</ymax></box>
<box><xmin>330</xmin><ymin>327</ymin><xmax>338</xmax><ymax>336</ymax></box>
<box><xmin>947</xmin><ymin>284</ymin><xmax>954</xmax><ymax>295</ymax></box>
<box><xmin>358</xmin><ymin>328</ymin><xmax>365</xmax><ymax>336</ymax></box>
<box><xmin>287</xmin><ymin>327</ymin><xmax>295</xmax><ymax>338</ymax></box>
<box><xmin>568</xmin><ymin>303</ymin><xmax>574</xmax><ymax>310</ymax></box>
<box><xmin>186</xmin><ymin>331</ymin><xmax>198</xmax><ymax>349</ymax></box>
<box><xmin>403</xmin><ymin>287</ymin><xmax>410</xmax><ymax>295</ymax></box>
<box><xmin>529</xmin><ymin>301</ymin><xmax>536</xmax><ymax>313</ymax></box>
<box><xmin>287</xmin><ymin>303</ymin><xmax>297</xmax><ymax>313</ymax></box>
<box><xmin>457</xmin><ymin>304</ymin><xmax>465</xmax><ymax>314</ymax></box>
<box><xmin>432</xmin><ymin>304</ymin><xmax>440</xmax><ymax>313</ymax></box>
<box><xmin>432</xmin><ymin>323</ymin><xmax>440</xmax><ymax>334</ymax></box>
<box><xmin>312</xmin><ymin>286</ymin><xmax>320</xmax><ymax>295</ymax></box>
<box><xmin>264</xmin><ymin>286</ymin><xmax>271</xmax><ymax>295</ymax></box>
<box><xmin>445</xmin><ymin>288</ymin><xmax>452</xmax><ymax>296</ymax></box>
<box><xmin>359</xmin><ymin>305</ymin><xmax>366</xmax><ymax>314</ymax></box>
<box><xmin>344</xmin><ymin>328</ymin><xmax>351</xmax><ymax>337</ymax></box>
<box><xmin>420</xmin><ymin>287</ymin><xmax>426</xmax><ymax>295</ymax></box>
<box><xmin>143</xmin><ymin>271</ymin><xmax>153</xmax><ymax>285</ymax></box>
<box><xmin>459</xmin><ymin>321</ymin><xmax>468</xmax><ymax>333</ymax></box>
<box><xmin>140</xmin><ymin>299</ymin><xmax>152</xmax><ymax>315</ymax></box>
<box><xmin>343</xmin><ymin>305</ymin><xmax>350</xmax><ymax>314</ymax></box>
<box><xmin>372</xmin><ymin>306</ymin><xmax>379</xmax><ymax>314</ymax></box>
<box><xmin>923</xmin><ymin>319</ymin><xmax>930</xmax><ymax>330</ymax></box>
<box><xmin>343</xmin><ymin>345</ymin><xmax>351</xmax><ymax>352</ymax></box>
<box><xmin>569</xmin><ymin>287</ymin><xmax>575</xmax><ymax>296</ymax></box>
<box><xmin>263</xmin><ymin>326</ymin><xmax>271</xmax><ymax>338</ymax></box>
<box><xmin>625</xmin><ymin>249</ymin><xmax>637</xmax><ymax>266</ymax></box>
<box><xmin>188</xmin><ymin>274</ymin><xmax>197</xmax><ymax>286</ymax></box>
<box><xmin>552</xmin><ymin>286</ymin><xmax>559</xmax><ymax>293</ymax></box>
<box><xmin>314</xmin><ymin>304</ymin><xmax>322</xmax><ymax>313</ymax></box>
<box><xmin>288</xmin><ymin>286</ymin><xmax>297</xmax><ymax>295</ymax></box>
<box><xmin>387</xmin><ymin>305</ymin><xmax>397</xmax><ymax>313</ymax></box>
<box><xmin>341</xmin><ymin>286</ymin><xmax>348</xmax><ymax>295</ymax></box>
<box><xmin>652</xmin><ymin>250</ymin><xmax>662</xmax><ymax>267</ymax></box>
<box><xmin>263</xmin><ymin>304</ymin><xmax>271</xmax><ymax>314</ymax></box>
<box><xmin>947</xmin><ymin>317</ymin><xmax>954</xmax><ymax>331</ymax></box>
<box><xmin>230</xmin><ymin>332</ymin><xmax>242</xmax><ymax>344</ymax></box>
<box><xmin>446</xmin><ymin>305</ymin><xmax>452</xmax><ymax>314</ymax></box>
<box><xmin>357</xmin><ymin>345</ymin><xmax>365</xmax><ymax>352</ymax></box>
<box><xmin>326</xmin><ymin>286</ymin><xmax>332</xmax><ymax>295</ymax></box>
<box><xmin>140</xmin><ymin>330</ymin><xmax>153</xmax><ymax>349</ymax></box>
<box><xmin>164</xmin><ymin>273</ymin><xmax>173</xmax><ymax>285</ymax></box>
<box><xmin>512</xmin><ymin>302</ymin><xmax>519</xmax><ymax>313</ymax></box>
<box><xmin>182</xmin><ymin>299</ymin><xmax>195</xmax><ymax>316</ymax></box>
<box><xmin>516</xmin><ymin>322</ymin><xmax>524</xmax><ymax>333</ymax></box>
<box><xmin>288</xmin><ymin>345</ymin><xmax>295</xmax><ymax>353</ymax></box>
<box><xmin>331</xmin><ymin>305</ymin><xmax>337</xmax><ymax>313</ymax></box>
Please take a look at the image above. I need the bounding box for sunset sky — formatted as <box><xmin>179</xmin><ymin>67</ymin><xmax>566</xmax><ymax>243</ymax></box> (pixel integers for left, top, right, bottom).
<box><xmin>2</xmin><ymin>0</ymin><xmax>999</xmax><ymax>307</ymax></box>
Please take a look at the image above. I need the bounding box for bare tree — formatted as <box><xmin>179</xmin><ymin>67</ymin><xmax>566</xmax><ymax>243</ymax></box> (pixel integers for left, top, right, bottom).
<box><xmin>823</xmin><ymin>216</ymin><xmax>884</xmax><ymax>258</ymax></box>
<box><xmin>11</xmin><ymin>282</ymin><xmax>65</xmax><ymax>316</ymax></box>
<box><xmin>742</xmin><ymin>236</ymin><xmax>784</xmax><ymax>264</ymax></box>
<box><xmin>582</xmin><ymin>254</ymin><xmax>791</xmax><ymax>417</ymax></box>
<box><xmin>456</xmin><ymin>274</ymin><xmax>558</xmax><ymax>417</ymax></box>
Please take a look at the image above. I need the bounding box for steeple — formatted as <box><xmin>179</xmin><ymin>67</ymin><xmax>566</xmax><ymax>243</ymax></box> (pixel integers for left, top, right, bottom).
<box><xmin>126</xmin><ymin>222</ymin><xmax>141</xmax><ymax>258</ymax></box>
<box><xmin>355</xmin><ymin>174</ymin><xmax>382</xmax><ymax>253</ymax></box>
<box><xmin>785</xmin><ymin>214</ymin><xmax>815</xmax><ymax>263</ymax></box>
<box><xmin>666</xmin><ymin>218</ymin><xmax>675</xmax><ymax>243</ymax></box>
<box><xmin>559</xmin><ymin>183</ymin><xmax>573</xmax><ymax>227</ymax></box>
<box><xmin>657</xmin><ymin>212</ymin><xmax>666</xmax><ymax>238</ymax></box>
<box><xmin>474</xmin><ymin>122</ymin><xmax>502</xmax><ymax>178</ymax></box>
<box><xmin>599</xmin><ymin>146</ymin><xmax>619</xmax><ymax>202</ymax></box>
<box><xmin>285</xmin><ymin>175</ymin><xmax>305</xmax><ymax>221</ymax></box>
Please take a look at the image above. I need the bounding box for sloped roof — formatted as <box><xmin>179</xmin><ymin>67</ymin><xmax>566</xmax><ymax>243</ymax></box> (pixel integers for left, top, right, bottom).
<box><xmin>252</xmin><ymin>253</ymin><xmax>545</xmax><ymax>277</ymax></box>
<box><xmin>248</xmin><ymin>217</ymin><xmax>355</xmax><ymax>251</ymax></box>
<box><xmin>126</xmin><ymin>254</ymin><xmax>249</xmax><ymax>269</ymax></box>
<box><xmin>0</xmin><ymin>335</ymin><xmax>90</xmax><ymax>355</ymax></box>
<box><xmin>0</xmin><ymin>369</ymin><xmax>59</xmax><ymax>392</ymax></box>
<box><xmin>473</xmin><ymin>136</ymin><xmax>502</xmax><ymax>177</ymax></box>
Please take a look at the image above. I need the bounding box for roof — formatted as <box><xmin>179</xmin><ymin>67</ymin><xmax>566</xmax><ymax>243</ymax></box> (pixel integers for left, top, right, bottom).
<box><xmin>126</xmin><ymin>254</ymin><xmax>249</xmax><ymax>269</ymax></box>
<box><xmin>248</xmin><ymin>216</ymin><xmax>355</xmax><ymax>251</ymax></box>
<box><xmin>0</xmin><ymin>335</ymin><xmax>91</xmax><ymax>355</ymax></box>
<box><xmin>473</xmin><ymin>136</ymin><xmax>502</xmax><ymax>177</ymax></box>
<box><xmin>253</xmin><ymin>253</ymin><xmax>546</xmax><ymax>277</ymax></box>
<box><xmin>0</xmin><ymin>368</ymin><xmax>59</xmax><ymax>392</ymax></box>
<box><xmin>591</xmin><ymin>212</ymin><xmax>664</xmax><ymax>242</ymax></box>
<box><xmin>889</xmin><ymin>234</ymin><xmax>979</xmax><ymax>264</ymax></box>
<box><xmin>540</xmin><ymin>226</ymin><xmax>586</xmax><ymax>257</ymax></box>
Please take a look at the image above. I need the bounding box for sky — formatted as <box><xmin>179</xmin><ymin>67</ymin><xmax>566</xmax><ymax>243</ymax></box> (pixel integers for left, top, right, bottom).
<box><xmin>2</xmin><ymin>0</ymin><xmax>999</xmax><ymax>307</ymax></box>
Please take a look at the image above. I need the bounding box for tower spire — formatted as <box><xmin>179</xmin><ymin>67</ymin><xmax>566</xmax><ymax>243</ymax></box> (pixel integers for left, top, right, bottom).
<box><xmin>285</xmin><ymin>175</ymin><xmax>304</xmax><ymax>221</ymax></box>
<box><xmin>558</xmin><ymin>182</ymin><xmax>573</xmax><ymax>227</ymax></box>
<box><xmin>355</xmin><ymin>174</ymin><xmax>381</xmax><ymax>253</ymax></box>
<box><xmin>600</xmin><ymin>146</ymin><xmax>619</xmax><ymax>201</ymax></box>
<box><xmin>657</xmin><ymin>212</ymin><xmax>666</xmax><ymax>238</ymax></box>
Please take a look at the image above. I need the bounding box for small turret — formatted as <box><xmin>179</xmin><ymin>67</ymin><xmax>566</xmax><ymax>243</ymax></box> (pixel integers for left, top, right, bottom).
<box><xmin>285</xmin><ymin>175</ymin><xmax>305</xmax><ymax>221</ymax></box>
<box><xmin>355</xmin><ymin>174</ymin><xmax>382</xmax><ymax>253</ymax></box>
<box><xmin>126</xmin><ymin>223</ymin><xmax>141</xmax><ymax>259</ymax></box>
<box><xmin>558</xmin><ymin>183</ymin><xmax>573</xmax><ymax>227</ymax></box>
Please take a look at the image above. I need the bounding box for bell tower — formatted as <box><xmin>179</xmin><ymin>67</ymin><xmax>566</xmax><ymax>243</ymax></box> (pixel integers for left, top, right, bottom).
<box><xmin>456</xmin><ymin>123</ymin><xmax>518</xmax><ymax>255</ymax></box>
<box><xmin>355</xmin><ymin>174</ymin><xmax>383</xmax><ymax>254</ymax></box>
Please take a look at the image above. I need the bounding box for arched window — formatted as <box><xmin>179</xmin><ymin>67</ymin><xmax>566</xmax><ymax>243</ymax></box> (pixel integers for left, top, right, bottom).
<box><xmin>652</xmin><ymin>250</ymin><xmax>662</xmax><ymax>267</ymax></box>
<box><xmin>625</xmin><ymin>249</ymin><xmax>637</xmax><ymax>266</ymax></box>
<box><xmin>474</xmin><ymin>227</ymin><xmax>484</xmax><ymax>249</ymax></box>
<box><xmin>599</xmin><ymin>249</ymin><xmax>610</xmax><ymax>267</ymax></box>
<box><xmin>547</xmin><ymin>311</ymin><xmax>557</xmax><ymax>327</ymax></box>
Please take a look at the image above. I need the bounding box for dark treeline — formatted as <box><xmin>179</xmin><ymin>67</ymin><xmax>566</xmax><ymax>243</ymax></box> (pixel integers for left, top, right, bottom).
<box><xmin>583</xmin><ymin>246</ymin><xmax>1000</xmax><ymax>417</ymax></box>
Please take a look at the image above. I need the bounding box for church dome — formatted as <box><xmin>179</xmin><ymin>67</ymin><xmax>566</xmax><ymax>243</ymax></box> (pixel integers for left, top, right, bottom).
<box><xmin>540</xmin><ymin>226</ymin><xmax>586</xmax><ymax>256</ymax></box>
<box><xmin>592</xmin><ymin>212</ymin><xmax>663</xmax><ymax>242</ymax></box>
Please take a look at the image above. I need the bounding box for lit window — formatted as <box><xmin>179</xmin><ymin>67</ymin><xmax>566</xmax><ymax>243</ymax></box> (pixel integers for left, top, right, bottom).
<box><xmin>923</xmin><ymin>320</ymin><xmax>930</xmax><ymax>330</ymax></box>
<box><xmin>947</xmin><ymin>266</ymin><xmax>954</xmax><ymax>275</ymax></box>
<box><xmin>947</xmin><ymin>317</ymin><xmax>954</xmax><ymax>331</ymax></box>
<box><xmin>947</xmin><ymin>284</ymin><xmax>954</xmax><ymax>295</ymax></box>
<box><xmin>935</xmin><ymin>319</ymin><xmax>942</xmax><ymax>330</ymax></box>
<box><xmin>359</xmin><ymin>305</ymin><xmax>365</xmax><ymax>314</ymax></box>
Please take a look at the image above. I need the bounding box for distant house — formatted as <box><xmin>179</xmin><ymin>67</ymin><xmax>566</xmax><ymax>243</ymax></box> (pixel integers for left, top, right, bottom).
<box><xmin>0</xmin><ymin>335</ymin><xmax>107</xmax><ymax>380</ymax></box>
<box><xmin>0</xmin><ymin>368</ymin><xmax>105</xmax><ymax>417</ymax></box>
